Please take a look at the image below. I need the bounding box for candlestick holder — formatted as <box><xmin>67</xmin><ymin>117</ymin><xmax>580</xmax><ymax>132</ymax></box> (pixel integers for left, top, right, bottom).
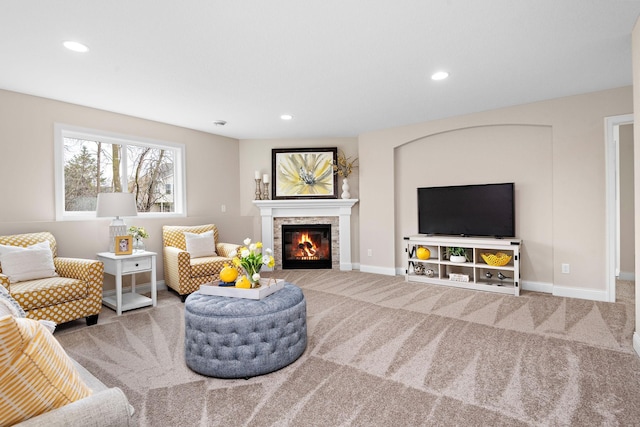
<box><xmin>254</xmin><ymin>179</ymin><xmax>262</xmax><ymax>200</ymax></box>
<box><xmin>262</xmin><ymin>182</ymin><xmax>270</xmax><ymax>200</ymax></box>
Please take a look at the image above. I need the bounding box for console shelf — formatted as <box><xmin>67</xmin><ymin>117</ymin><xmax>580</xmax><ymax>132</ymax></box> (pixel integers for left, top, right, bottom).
<box><xmin>404</xmin><ymin>235</ymin><xmax>521</xmax><ymax>296</ymax></box>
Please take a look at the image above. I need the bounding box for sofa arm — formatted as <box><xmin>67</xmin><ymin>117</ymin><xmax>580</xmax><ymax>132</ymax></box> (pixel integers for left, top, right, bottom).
<box><xmin>15</xmin><ymin>387</ymin><xmax>135</xmax><ymax>427</ymax></box>
<box><xmin>216</xmin><ymin>242</ymin><xmax>241</xmax><ymax>258</ymax></box>
<box><xmin>54</xmin><ymin>258</ymin><xmax>103</xmax><ymax>282</ymax></box>
<box><xmin>54</xmin><ymin>258</ymin><xmax>104</xmax><ymax>306</ymax></box>
<box><xmin>163</xmin><ymin>246</ymin><xmax>193</xmax><ymax>290</ymax></box>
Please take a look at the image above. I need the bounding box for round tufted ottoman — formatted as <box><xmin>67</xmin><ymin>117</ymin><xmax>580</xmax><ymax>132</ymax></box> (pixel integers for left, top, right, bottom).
<box><xmin>184</xmin><ymin>283</ymin><xmax>307</xmax><ymax>379</ymax></box>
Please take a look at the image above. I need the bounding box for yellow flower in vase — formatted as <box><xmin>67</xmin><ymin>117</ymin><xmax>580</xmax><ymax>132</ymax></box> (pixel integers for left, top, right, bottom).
<box><xmin>230</xmin><ymin>238</ymin><xmax>275</xmax><ymax>288</ymax></box>
<box><xmin>332</xmin><ymin>150</ymin><xmax>358</xmax><ymax>178</ymax></box>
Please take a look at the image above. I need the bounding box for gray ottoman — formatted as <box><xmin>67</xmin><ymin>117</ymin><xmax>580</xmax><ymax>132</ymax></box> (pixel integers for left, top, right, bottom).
<box><xmin>184</xmin><ymin>283</ymin><xmax>307</xmax><ymax>378</ymax></box>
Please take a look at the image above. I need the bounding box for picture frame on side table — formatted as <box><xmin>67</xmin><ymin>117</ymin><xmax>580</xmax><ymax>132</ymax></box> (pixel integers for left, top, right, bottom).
<box><xmin>115</xmin><ymin>235</ymin><xmax>133</xmax><ymax>255</ymax></box>
<box><xmin>272</xmin><ymin>147</ymin><xmax>338</xmax><ymax>199</ymax></box>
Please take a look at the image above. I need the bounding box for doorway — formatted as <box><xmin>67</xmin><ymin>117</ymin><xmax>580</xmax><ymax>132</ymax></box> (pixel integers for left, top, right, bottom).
<box><xmin>605</xmin><ymin>114</ymin><xmax>635</xmax><ymax>302</ymax></box>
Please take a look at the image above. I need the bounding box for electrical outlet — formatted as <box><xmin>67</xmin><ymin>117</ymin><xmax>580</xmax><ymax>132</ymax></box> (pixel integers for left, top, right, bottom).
<box><xmin>367</xmin><ymin>249</ymin><xmax>372</xmax><ymax>257</ymax></box>
<box><xmin>561</xmin><ymin>263</ymin><xmax>570</xmax><ymax>274</ymax></box>
<box><xmin>221</xmin><ymin>204</ymin><xmax>226</xmax><ymax>213</ymax></box>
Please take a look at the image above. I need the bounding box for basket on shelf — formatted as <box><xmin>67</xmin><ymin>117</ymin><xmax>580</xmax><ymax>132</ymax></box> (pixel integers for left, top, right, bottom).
<box><xmin>481</xmin><ymin>252</ymin><xmax>512</xmax><ymax>266</ymax></box>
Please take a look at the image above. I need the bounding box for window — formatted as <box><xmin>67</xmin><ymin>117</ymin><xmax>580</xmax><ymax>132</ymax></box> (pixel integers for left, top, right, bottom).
<box><xmin>55</xmin><ymin>124</ymin><xmax>186</xmax><ymax>220</ymax></box>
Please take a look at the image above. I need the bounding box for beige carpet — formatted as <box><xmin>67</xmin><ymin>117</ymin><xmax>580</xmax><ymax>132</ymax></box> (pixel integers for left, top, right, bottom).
<box><xmin>55</xmin><ymin>270</ymin><xmax>640</xmax><ymax>426</ymax></box>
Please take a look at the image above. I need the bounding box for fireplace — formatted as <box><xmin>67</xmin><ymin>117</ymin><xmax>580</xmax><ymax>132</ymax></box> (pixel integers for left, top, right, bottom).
<box><xmin>282</xmin><ymin>224</ymin><xmax>332</xmax><ymax>269</ymax></box>
<box><xmin>253</xmin><ymin>199</ymin><xmax>357</xmax><ymax>271</ymax></box>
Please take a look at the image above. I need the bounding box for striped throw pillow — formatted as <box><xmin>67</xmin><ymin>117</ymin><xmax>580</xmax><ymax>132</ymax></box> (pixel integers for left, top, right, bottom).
<box><xmin>0</xmin><ymin>315</ymin><xmax>92</xmax><ymax>425</ymax></box>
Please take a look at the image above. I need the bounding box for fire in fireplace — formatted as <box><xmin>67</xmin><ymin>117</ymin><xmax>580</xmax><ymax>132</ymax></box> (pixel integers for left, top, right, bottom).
<box><xmin>282</xmin><ymin>224</ymin><xmax>332</xmax><ymax>269</ymax></box>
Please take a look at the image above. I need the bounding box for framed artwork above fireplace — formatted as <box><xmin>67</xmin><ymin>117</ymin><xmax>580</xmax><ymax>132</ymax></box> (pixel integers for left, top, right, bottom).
<box><xmin>272</xmin><ymin>147</ymin><xmax>338</xmax><ymax>199</ymax></box>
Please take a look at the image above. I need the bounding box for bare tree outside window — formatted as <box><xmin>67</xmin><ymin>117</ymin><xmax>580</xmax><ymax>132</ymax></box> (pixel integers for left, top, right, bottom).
<box><xmin>127</xmin><ymin>145</ymin><xmax>174</xmax><ymax>212</ymax></box>
<box><xmin>62</xmin><ymin>135</ymin><xmax>177</xmax><ymax>214</ymax></box>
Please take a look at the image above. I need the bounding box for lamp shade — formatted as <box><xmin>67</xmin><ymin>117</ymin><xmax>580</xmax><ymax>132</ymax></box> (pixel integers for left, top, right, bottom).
<box><xmin>96</xmin><ymin>193</ymin><xmax>138</xmax><ymax>218</ymax></box>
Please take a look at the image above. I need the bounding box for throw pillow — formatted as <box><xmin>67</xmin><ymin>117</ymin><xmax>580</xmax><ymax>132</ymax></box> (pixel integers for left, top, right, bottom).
<box><xmin>0</xmin><ymin>285</ymin><xmax>26</xmax><ymax>317</ymax></box>
<box><xmin>184</xmin><ymin>230</ymin><xmax>217</xmax><ymax>258</ymax></box>
<box><xmin>0</xmin><ymin>241</ymin><xmax>57</xmax><ymax>283</ymax></box>
<box><xmin>0</xmin><ymin>315</ymin><xmax>92</xmax><ymax>425</ymax></box>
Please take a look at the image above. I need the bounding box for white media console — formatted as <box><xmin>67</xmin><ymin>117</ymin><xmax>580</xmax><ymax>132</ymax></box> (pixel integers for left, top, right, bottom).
<box><xmin>405</xmin><ymin>235</ymin><xmax>522</xmax><ymax>296</ymax></box>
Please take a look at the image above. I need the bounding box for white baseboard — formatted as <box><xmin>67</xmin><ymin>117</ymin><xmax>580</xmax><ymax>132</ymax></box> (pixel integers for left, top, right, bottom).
<box><xmin>521</xmin><ymin>280</ymin><xmax>553</xmax><ymax>294</ymax></box>
<box><xmin>634</xmin><ymin>332</ymin><xmax>640</xmax><ymax>358</ymax></box>
<box><xmin>102</xmin><ymin>280</ymin><xmax>167</xmax><ymax>297</ymax></box>
<box><xmin>519</xmin><ymin>280</ymin><xmax>609</xmax><ymax>302</ymax></box>
<box><xmin>359</xmin><ymin>264</ymin><xmax>397</xmax><ymax>276</ymax></box>
<box><xmin>618</xmin><ymin>271</ymin><xmax>636</xmax><ymax>281</ymax></box>
<box><xmin>552</xmin><ymin>285</ymin><xmax>608</xmax><ymax>302</ymax></box>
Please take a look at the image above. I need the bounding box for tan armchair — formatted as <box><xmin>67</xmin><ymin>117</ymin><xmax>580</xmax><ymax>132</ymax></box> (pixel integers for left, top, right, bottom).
<box><xmin>162</xmin><ymin>224</ymin><xmax>240</xmax><ymax>301</ymax></box>
<box><xmin>0</xmin><ymin>232</ymin><xmax>104</xmax><ymax>326</ymax></box>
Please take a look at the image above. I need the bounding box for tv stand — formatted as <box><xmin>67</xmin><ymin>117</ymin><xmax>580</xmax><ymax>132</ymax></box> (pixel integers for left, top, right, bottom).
<box><xmin>404</xmin><ymin>235</ymin><xmax>521</xmax><ymax>296</ymax></box>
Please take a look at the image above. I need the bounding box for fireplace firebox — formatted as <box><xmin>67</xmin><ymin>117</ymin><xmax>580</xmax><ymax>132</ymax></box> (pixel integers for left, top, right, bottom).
<box><xmin>282</xmin><ymin>224</ymin><xmax>332</xmax><ymax>269</ymax></box>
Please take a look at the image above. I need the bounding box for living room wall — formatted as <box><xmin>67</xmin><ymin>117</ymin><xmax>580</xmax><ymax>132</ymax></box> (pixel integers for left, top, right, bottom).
<box><xmin>0</xmin><ymin>89</ymin><xmax>250</xmax><ymax>288</ymax></box>
<box><xmin>359</xmin><ymin>86</ymin><xmax>633</xmax><ymax>301</ymax></box>
<box><xmin>395</xmin><ymin>124</ymin><xmax>553</xmax><ymax>286</ymax></box>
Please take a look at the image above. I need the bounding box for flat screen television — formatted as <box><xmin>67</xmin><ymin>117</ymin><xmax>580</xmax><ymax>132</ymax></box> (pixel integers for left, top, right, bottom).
<box><xmin>418</xmin><ymin>183</ymin><xmax>515</xmax><ymax>238</ymax></box>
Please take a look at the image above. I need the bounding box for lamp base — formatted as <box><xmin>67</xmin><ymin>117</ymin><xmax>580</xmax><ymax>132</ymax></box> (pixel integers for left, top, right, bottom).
<box><xmin>108</xmin><ymin>219</ymin><xmax>128</xmax><ymax>252</ymax></box>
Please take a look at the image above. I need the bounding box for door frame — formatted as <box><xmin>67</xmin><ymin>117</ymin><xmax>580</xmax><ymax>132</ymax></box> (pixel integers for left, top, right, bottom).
<box><xmin>605</xmin><ymin>113</ymin><xmax>634</xmax><ymax>302</ymax></box>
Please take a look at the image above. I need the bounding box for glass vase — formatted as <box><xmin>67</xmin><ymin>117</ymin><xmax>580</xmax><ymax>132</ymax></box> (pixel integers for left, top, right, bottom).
<box><xmin>244</xmin><ymin>267</ymin><xmax>261</xmax><ymax>288</ymax></box>
<box><xmin>133</xmin><ymin>237</ymin><xmax>145</xmax><ymax>252</ymax></box>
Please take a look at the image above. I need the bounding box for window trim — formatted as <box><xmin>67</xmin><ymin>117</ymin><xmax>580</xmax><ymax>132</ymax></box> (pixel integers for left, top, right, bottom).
<box><xmin>54</xmin><ymin>123</ymin><xmax>187</xmax><ymax>220</ymax></box>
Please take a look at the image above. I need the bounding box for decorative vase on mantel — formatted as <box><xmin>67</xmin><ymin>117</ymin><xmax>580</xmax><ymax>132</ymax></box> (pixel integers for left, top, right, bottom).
<box><xmin>341</xmin><ymin>178</ymin><xmax>351</xmax><ymax>199</ymax></box>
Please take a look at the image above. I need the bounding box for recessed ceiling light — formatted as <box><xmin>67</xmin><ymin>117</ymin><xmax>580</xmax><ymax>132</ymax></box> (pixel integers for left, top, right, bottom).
<box><xmin>213</xmin><ymin>120</ymin><xmax>227</xmax><ymax>126</ymax></box>
<box><xmin>63</xmin><ymin>41</ymin><xmax>89</xmax><ymax>53</ymax></box>
<box><xmin>431</xmin><ymin>71</ymin><xmax>449</xmax><ymax>81</ymax></box>
<box><xmin>280</xmin><ymin>114</ymin><xmax>293</xmax><ymax>120</ymax></box>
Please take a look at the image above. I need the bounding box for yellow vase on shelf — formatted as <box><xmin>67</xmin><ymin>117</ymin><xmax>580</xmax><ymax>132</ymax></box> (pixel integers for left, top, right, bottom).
<box><xmin>416</xmin><ymin>247</ymin><xmax>431</xmax><ymax>260</ymax></box>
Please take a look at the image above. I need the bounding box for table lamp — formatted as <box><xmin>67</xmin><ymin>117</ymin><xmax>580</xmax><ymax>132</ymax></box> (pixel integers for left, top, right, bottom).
<box><xmin>96</xmin><ymin>192</ymin><xmax>138</xmax><ymax>252</ymax></box>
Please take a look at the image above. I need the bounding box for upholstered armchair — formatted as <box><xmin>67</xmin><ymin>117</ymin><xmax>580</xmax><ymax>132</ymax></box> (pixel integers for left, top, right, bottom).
<box><xmin>0</xmin><ymin>232</ymin><xmax>104</xmax><ymax>326</ymax></box>
<box><xmin>162</xmin><ymin>224</ymin><xmax>240</xmax><ymax>301</ymax></box>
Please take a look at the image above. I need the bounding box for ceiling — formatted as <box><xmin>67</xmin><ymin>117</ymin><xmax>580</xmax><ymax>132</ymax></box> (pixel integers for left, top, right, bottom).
<box><xmin>1</xmin><ymin>1</ymin><xmax>640</xmax><ymax>140</ymax></box>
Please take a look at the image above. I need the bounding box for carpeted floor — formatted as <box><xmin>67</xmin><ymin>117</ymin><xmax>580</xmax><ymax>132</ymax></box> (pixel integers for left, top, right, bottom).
<box><xmin>55</xmin><ymin>270</ymin><xmax>640</xmax><ymax>426</ymax></box>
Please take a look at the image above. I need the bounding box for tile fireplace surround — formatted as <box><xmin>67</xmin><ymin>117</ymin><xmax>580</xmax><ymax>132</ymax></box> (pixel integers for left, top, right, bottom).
<box><xmin>253</xmin><ymin>199</ymin><xmax>358</xmax><ymax>271</ymax></box>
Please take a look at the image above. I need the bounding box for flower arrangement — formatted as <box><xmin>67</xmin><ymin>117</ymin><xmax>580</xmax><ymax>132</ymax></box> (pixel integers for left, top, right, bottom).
<box><xmin>128</xmin><ymin>226</ymin><xmax>149</xmax><ymax>240</ymax></box>
<box><xmin>333</xmin><ymin>150</ymin><xmax>358</xmax><ymax>178</ymax></box>
<box><xmin>230</xmin><ymin>238</ymin><xmax>275</xmax><ymax>288</ymax></box>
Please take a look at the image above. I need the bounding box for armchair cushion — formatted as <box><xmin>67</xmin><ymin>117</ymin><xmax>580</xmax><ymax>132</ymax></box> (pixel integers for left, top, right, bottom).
<box><xmin>11</xmin><ymin>277</ymin><xmax>88</xmax><ymax>311</ymax></box>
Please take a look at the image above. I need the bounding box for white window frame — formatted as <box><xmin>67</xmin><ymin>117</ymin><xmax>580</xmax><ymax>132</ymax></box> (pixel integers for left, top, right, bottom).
<box><xmin>54</xmin><ymin>123</ymin><xmax>186</xmax><ymax>220</ymax></box>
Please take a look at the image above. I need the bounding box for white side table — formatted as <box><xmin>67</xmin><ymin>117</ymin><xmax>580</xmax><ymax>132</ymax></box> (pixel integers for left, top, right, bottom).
<box><xmin>97</xmin><ymin>251</ymin><xmax>157</xmax><ymax>315</ymax></box>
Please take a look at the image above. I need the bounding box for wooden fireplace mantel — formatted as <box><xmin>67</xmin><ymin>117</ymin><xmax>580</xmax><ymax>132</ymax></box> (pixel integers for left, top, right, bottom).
<box><xmin>253</xmin><ymin>199</ymin><xmax>358</xmax><ymax>271</ymax></box>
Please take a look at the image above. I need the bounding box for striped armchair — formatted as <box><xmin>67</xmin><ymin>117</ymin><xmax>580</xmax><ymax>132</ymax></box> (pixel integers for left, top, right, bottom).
<box><xmin>162</xmin><ymin>224</ymin><xmax>240</xmax><ymax>301</ymax></box>
<box><xmin>0</xmin><ymin>232</ymin><xmax>104</xmax><ymax>326</ymax></box>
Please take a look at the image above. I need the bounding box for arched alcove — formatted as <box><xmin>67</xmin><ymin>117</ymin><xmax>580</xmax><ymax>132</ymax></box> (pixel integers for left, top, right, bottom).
<box><xmin>393</xmin><ymin>124</ymin><xmax>554</xmax><ymax>288</ymax></box>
